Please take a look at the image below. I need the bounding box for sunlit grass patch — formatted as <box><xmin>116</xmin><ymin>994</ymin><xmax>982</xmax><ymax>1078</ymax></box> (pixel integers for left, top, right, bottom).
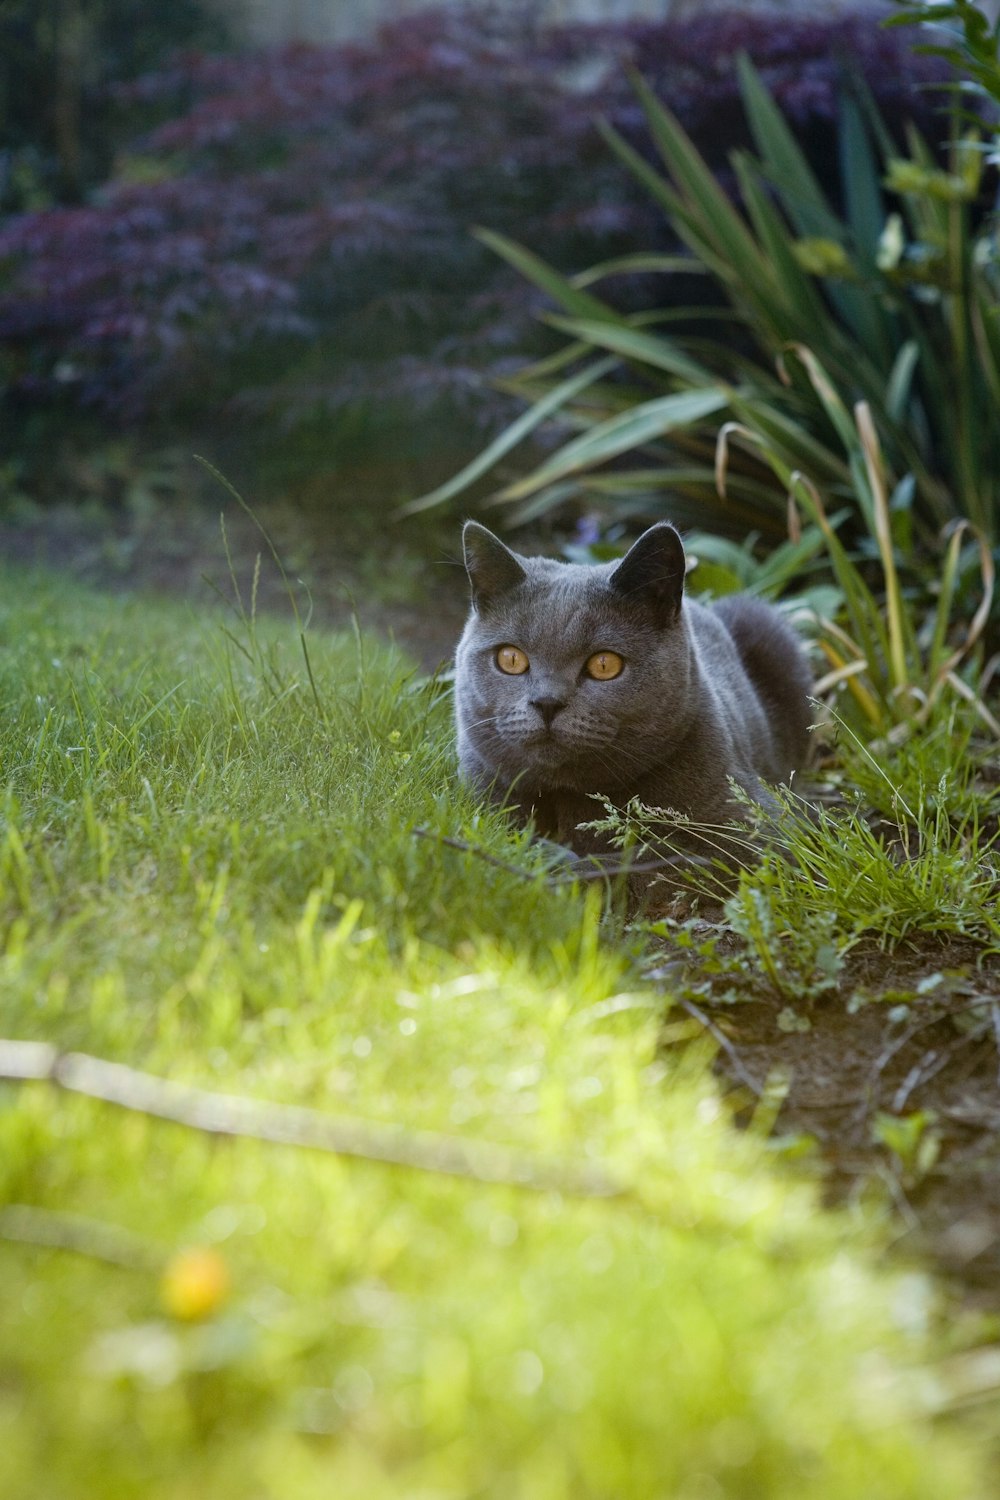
<box><xmin>0</xmin><ymin>567</ymin><xmax>993</xmax><ymax>1499</ymax></box>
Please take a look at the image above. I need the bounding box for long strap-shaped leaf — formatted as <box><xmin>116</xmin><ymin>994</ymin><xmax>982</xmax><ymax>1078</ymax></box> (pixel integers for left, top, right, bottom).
<box><xmin>399</xmin><ymin>354</ymin><xmax>616</xmax><ymax>514</ymax></box>
<box><xmin>545</xmin><ymin>315</ymin><xmax>719</xmax><ymax>387</ymax></box>
<box><xmin>475</xmin><ymin>226</ymin><xmax>619</xmax><ymax>321</ymax></box>
<box><xmin>497</xmin><ymin>387</ymin><xmax>729</xmax><ymax>502</ymax></box>
<box><xmin>626</xmin><ymin>69</ymin><xmax>776</xmax><ymax>292</ymax></box>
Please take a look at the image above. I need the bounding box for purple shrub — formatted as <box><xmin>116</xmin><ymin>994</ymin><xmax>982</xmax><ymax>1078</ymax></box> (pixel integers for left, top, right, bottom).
<box><xmin>0</xmin><ymin>6</ymin><xmax>953</xmax><ymax>479</ymax></box>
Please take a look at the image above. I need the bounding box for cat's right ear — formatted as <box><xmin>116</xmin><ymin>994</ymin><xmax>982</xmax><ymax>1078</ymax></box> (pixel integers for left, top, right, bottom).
<box><xmin>462</xmin><ymin>522</ymin><xmax>526</xmax><ymax>610</ymax></box>
<box><xmin>608</xmin><ymin>522</ymin><xmax>686</xmax><ymax>625</ymax></box>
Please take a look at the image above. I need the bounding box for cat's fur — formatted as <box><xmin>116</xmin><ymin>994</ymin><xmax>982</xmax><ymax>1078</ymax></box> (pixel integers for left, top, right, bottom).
<box><xmin>454</xmin><ymin>520</ymin><xmax>812</xmax><ymax>852</ymax></box>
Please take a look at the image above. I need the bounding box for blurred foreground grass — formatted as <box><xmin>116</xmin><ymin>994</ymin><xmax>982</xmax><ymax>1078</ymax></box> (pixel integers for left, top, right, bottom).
<box><xmin>0</xmin><ymin>568</ymin><xmax>991</xmax><ymax>1498</ymax></box>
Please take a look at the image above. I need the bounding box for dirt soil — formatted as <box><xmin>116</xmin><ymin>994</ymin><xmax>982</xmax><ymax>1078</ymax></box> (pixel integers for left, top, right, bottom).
<box><xmin>673</xmin><ymin>937</ymin><xmax>1000</xmax><ymax>1311</ymax></box>
<box><xmin>6</xmin><ymin>497</ymin><xmax>1000</xmax><ymax>1313</ymax></box>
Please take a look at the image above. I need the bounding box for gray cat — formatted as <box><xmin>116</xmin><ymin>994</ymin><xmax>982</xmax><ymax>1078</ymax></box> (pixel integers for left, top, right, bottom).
<box><xmin>454</xmin><ymin>520</ymin><xmax>812</xmax><ymax>856</ymax></box>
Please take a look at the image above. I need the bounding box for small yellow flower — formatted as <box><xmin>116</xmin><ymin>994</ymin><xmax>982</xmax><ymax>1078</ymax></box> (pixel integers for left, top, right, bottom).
<box><xmin>161</xmin><ymin>1247</ymin><xmax>231</xmax><ymax>1322</ymax></box>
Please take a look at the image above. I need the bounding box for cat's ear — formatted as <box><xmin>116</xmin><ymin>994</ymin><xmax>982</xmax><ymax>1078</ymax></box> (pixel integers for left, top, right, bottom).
<box><xmin>463</xmin><ymin>521</ymin><xmax>526</xmax><ymax>610</ymax></box>
<box><xmin>609</xmin><ymin>522</ymin><xmax>686</xmax><ymax>624</ymax></box>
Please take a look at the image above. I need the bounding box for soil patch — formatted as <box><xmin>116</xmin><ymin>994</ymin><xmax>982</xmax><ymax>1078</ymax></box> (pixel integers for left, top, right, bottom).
<box><xmin>662</xmin><ymin>934</ymin><xmax>1000</xmax><ymax>1310</ymax></box>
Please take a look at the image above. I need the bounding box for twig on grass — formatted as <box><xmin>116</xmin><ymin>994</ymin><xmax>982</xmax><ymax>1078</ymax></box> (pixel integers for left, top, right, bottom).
<box><xmin>0</xmin><ymin>1204</ymin><xmax>161</xmax><ymax>1270</ymax></box>
<box><xmin>0</xmin><ymin>1040</ymin><xmax>627</xmax><ymax>1202</ymax></box>
<box><xmin>413</xmin><ymin>825</ymin><xmax>699</xmax><ymax>884</ymax></box>
<box><xmin>413</xmin><ymin>827</ymin><xmax>541</xmax><ymax>882</ymax></box>
<box><xmin>677</xmin><ymin>999</ymin><xmax>765</xmax><ymax>1098</ymax></box>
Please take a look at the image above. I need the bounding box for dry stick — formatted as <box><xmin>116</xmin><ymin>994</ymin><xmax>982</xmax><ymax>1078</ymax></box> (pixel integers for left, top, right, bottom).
<box><xmin>413</xmin><ymin>826</ymin><xmax>708</xmax><ymax>884</ymax></box>
<box><xmin>778</xmin><ymin>1003</ymin><xmax>999</xmax><ymax>1115</ymax></box>
<box><xmin>412</xmin><ymin>827</ymin><xmax>541</xmax><ymax>882</ymax></box>
<box><xmin>677</xmin><ymin>999</ymin><xmax>764</xmax><ymax>1098</ymax></box>
<box><xmin>0</xmin><ymin>1204</ymin><xmax>161</xmax><ymax>1270</ymax></box>
<box><xmin>0</xmin><ymin>1041</ymin><xmax>626</xmax><ymax>1202</ymax></box>
<box><xmin>891</xmin><ymin>1050</ymin><xmax>941</xmax><ymax>1115</ymax></box>
<box><xmin>890</xmin><ymin>1022</ymin><xmax>993</xmax><ymax>1114</ymax></box>
<box><xmin>857</xmin><ymin>1009</ymin><xmax>953</xmax><ymax>1125</ymax></box>
<box><xmin>858</xmin><ymin>1000</ymin><xmax>999</xmax><ymax>1126</ymax></box>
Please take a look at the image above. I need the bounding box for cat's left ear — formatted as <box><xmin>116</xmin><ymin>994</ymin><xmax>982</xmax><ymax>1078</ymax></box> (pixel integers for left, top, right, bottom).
<box><xmin>463</xmin><ymin>521</ymin><xmax>526</xmax><ymax>610</ymax></box>
<box><xmin>609</xmin><ymin>522</ymin><xmax>686</xmax><ymax>624</ymax></box>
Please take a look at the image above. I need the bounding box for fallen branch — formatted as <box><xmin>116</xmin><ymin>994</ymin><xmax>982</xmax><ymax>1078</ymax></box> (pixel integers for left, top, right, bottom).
<box><xmin>0</xmin><ymin>1040</ymin><xmax>626</xmax><ymax>1201</ymax></box>
<box><xmin>0</xmin><ymin>1204</ymin><xmax>160</xmax><ymax>1270</ymax></box>
<box><xmin>891</xmin><ymin>1021</ymin><xmax>992</xmax><ymax>1113</ymax></box>
<box><xmin>413</xmin><ymin>825</ymin><xmax>702</xmax><ymax>884</ymax></box>
<box><xmin>858</xmin><ymin>999</ymin><xmax>997</xmax><ymax>1125</ymax></box>
<box><xmin>413</xmin><ymin>826</ymin><xmax>542</xmax><ymax>882</ymax></box>
<box><xmin>677</xmin><ymin>999</ymin><xmax>764</xmax><ymax>1098</ymax></box>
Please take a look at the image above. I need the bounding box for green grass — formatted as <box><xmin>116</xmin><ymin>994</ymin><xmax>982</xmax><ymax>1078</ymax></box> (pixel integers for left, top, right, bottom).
<box><xmin>0</xmin><ymin>567</ymin><xmax>992</xmax><ymax>1499</ymax></box>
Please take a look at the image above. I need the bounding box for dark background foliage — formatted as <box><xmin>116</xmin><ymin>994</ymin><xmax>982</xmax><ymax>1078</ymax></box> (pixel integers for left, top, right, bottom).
<box><xmin>0</xmin><ymin>5</ymin><xmax>953</xmax><ymax>506</ymax></box>
<box><xmin>0</xmin><ymin>0</ymin><xmax>231</xmax><ymax>209</ymax></box>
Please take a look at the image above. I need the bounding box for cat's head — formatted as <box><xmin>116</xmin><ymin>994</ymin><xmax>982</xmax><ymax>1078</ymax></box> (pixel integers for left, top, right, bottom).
<box><xmin>454</xmin><ymin>521</ymin><xmax>694</xmax><ymax>794</ymax></box>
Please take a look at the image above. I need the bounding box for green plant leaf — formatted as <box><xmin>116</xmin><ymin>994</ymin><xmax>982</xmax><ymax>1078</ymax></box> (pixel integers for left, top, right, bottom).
<box><xmin>497</xmin><ymin>387</ymin><xmax>730</xmax><ymax>501</ymax></box>
<box><xmin>624</xmin><ymin>73</ymin><xmax>778</xmax><ymax>293</ymax></box>
<box><xmin>572</xmin><ymin>252</ymin><xmax>704</xmax><ymax>287</ymax></box>
<box><xmin>544</xmin><ymin>316</ymin><xmax>718</xmax><ymax>387</ymax></box>
<box><xmin>839</xmin><ymin>86</ymin><xmax>886</xmax><ymax>261</ymax></box>
<box><xmin>399</xmin><ymin>355</ymin><xmax>617</xmax><ymax>514</ymax></box>
<box><xmin>737</xmin><ymin>55</ymin><xmax>843</xmax><ymax>242</ymax></box>
<box><xmin>473</xmin><ymin>227</ymin><xmax>617</xmax><ymax>321</ymax></box>
<box><xmin>885</xmin><ymin>341</ymin><xmax>921</xmax><ymax>423</ymax></box>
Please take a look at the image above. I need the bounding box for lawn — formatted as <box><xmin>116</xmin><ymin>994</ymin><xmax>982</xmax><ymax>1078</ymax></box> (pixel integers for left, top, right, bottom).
<box><xmin>0</xmin><ymin>562</ymin><xmax>994</xmax><ymax>1498</ymax></box>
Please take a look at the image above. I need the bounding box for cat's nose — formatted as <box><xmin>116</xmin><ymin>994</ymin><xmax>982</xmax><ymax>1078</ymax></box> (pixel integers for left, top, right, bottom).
<box><xmin>531</xmin><ymin>696</ymin><xmax>566</xmax><ymax>729</ymax></box>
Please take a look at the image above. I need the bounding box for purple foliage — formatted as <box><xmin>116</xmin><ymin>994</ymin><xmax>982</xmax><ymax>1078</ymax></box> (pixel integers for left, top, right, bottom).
<box><xmin>0</xmin><ymin>6</ymin><xmax>953</xmax><ymax>442</ymax></box>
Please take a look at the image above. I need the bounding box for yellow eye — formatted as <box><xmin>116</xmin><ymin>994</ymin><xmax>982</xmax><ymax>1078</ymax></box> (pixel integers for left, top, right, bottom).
<box><xmin>496</xmin><ymin>644</ymin><xmax>530</xmax><ymax>675</ymax></box>
<box><xmin>585</xmin><ymin>650</ymin><xmax>624</xmax><ymax>681</ymax></box>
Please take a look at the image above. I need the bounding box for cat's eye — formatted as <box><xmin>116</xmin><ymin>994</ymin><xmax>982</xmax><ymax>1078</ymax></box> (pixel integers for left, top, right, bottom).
<box><xmin>585</xmin><ymin>650</ymin><xmax>624</xmax><ymax>681</ymax></box>
<box><xmin>496</xmin><ymin>644</ymin><xmax>530</xmax><ymax>675</ymax></box>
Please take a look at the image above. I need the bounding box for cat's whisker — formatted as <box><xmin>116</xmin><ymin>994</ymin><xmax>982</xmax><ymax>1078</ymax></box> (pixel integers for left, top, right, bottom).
<box><xmin>586</xmin><ymin>741</ymin><xmax>655</xmax><ymax>780</ymax></box>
